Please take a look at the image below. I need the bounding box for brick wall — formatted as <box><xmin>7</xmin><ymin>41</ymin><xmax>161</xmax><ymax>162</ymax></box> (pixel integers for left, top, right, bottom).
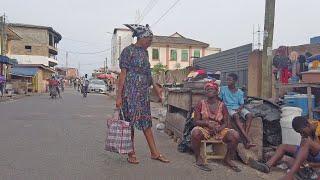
<box><xmin>8</xmin><ymin>27</ymin><xmax>50</xmax><ymax>57</ymax></box>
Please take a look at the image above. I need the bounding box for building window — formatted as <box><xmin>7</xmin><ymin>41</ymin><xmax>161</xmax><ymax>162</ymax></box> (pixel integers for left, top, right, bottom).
<box><xmin>49</xmin><ymin>34</ymin><xmax>53</xmax><ymax>46</ymax></box>
<box><xmin>152</xmin><ymin>48</ymin><xmax>159</xmax><ymax>60</ymax></box>
<box><xmin>181</xmin><ymin>50</ymin><xmax>189</xmax><ymax>61</ymax></box>
<box><xmin>170</xmin><ymin>49</ymin><xmax>177</xmax><ymax>61</ymax></box>
<box><xmin>194</xmin><ymin>50</ymin><xmax>200</xmax><ymax>58</ymax></box>
<box><xmin>25</xmin><ymin>46</ymin><xmax>32</xmax><ymax>52</ymax></box>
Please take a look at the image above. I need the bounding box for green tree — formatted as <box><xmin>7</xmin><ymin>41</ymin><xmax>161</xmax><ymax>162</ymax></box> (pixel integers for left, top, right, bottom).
<box><xmin>152</xmin><ymin>63</ymin><xmax>167</xmax><ymax>75</ymax></box>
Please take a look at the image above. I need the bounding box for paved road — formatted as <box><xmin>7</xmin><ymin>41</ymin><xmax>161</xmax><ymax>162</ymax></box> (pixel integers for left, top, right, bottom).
<box><xmin>0</xmin><ymin>88</ymin><xmax>282</xmax><ymax>180</ymax></box>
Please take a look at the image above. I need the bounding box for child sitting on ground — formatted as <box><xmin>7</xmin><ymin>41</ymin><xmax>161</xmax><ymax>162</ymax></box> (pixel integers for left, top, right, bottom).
<box><xmin>250</xmin><ymin>116</ymin><xmax>320</xmax><ymax>180</ymax></box>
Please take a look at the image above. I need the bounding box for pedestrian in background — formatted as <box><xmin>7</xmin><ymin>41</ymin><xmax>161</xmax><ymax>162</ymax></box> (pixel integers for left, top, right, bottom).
<box><xmin>116</xmin><ymin>24</ymin><xmax>170</xmax><ymax>164</ymax></box>
<box><xmin>0</xmin><ymin>75</ymin><xmax>6</xmax><ymax>97</ymax></box>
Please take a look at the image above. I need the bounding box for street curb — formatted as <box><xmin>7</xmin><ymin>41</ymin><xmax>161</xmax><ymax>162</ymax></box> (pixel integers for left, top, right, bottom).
<box><xmin>0</xmin><ymin>93</ymin><xmax>43</xmax><ymax>102</ymax></box>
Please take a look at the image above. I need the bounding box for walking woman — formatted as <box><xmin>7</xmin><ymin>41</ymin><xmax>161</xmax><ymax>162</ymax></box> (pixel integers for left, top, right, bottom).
<box><xmin>116</xmin><ymin>24</ymin><xmax>170</xmax><ymax>164</ymax></box>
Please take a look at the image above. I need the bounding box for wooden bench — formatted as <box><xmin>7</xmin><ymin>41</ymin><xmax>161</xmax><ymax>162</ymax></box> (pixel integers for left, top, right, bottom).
<box><xmin>200</xmin><ymin>138</ymin><xmax>227</xmax><ymax>164</ymax></box>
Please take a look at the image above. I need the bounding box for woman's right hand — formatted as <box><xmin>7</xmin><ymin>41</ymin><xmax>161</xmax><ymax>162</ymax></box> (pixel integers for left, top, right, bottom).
<box><xmin>116</xmin><ymin>96</ymin><xmax>122</xmax><ymax>108</ymax></box>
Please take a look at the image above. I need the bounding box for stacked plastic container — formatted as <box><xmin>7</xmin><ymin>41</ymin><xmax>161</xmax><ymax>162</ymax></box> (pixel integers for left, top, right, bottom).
<box><xmin>280</xmin><ymin>107</ymin><xmax>303</xmax><ymax>145</ymax></box>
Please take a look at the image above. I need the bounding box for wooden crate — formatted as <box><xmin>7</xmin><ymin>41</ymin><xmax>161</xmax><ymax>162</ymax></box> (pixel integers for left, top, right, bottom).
<box><xmin>183</xmin><ymin>81</ymin><xmax>207</xmax><ymax>89</ymax></box>
<box><xmin>200</xmin><ymin>139</ymin><xmax>227</xmax><ymax>164</ymax></box>
<box><xmin>167</xmin><ymin>89</ymin><xmax>192</xmax><ymax>111</ymax></box>
<box><xmin>166</xmin><ymin>88</ymin><xmax>206</xmax><ymax>140</ymax></box>
<box><xmin>301</xmin><ymin>71</ymin><xmax>320</xmax><ymax>83</ymax></box>
<box><xmin>165</xmin><ymin>112</ymin><xmax>187</xmax><ymax>140</ymax></box>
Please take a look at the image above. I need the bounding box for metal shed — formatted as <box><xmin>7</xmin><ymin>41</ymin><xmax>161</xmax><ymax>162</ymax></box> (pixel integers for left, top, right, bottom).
<box><xmin>193</xmin><ymin>44</ymin><xmax>252</xmax><ymax>87</ymax></box>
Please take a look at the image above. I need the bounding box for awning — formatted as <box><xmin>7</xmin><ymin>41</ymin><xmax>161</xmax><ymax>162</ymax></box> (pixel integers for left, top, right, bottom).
<box><xmin>97</xmin><ymin>74</ymin><xmax>114</xmax><ymax>79</ymax></box>
<box><xmin>11</xmin><ymin>67</ymin><xmax>38</xmax><ymax>77</ymax></box>
<box><xmin>0</xmin><ymin>55</ymin><xmax>16</xmax><ymax>65</ymax></box>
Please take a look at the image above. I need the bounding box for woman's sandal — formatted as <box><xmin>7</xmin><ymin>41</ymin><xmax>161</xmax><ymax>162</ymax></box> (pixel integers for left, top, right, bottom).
<box><xmin>151</xmin><ymin>154</ymin><xmax>170</xmax><ymax>163</ymax></box>
<box><xmin>127</xmin><ymin>155</ymin><xmax>139</xmax><ymax>164</ymax></box>
<box><xmin>194</xmin><ymin>163</ymin><xmax>212</xmax><ymax>172</ymax></box>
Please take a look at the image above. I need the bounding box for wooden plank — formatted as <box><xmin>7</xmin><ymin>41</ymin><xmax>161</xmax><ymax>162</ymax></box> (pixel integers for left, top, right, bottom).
<box><xmin>191</xmin><ymin>93</ymin><xmax>206</xmax><ymax>108</ymax></box>
<box><xmin>165</xmin><ymin>112</ymin><xmax>187</xmax><ymax>139</ymax></box>
<box><xmin>167</xmin><ymin>91</ymin><xmax>191</xmax><ymax>111</ymax></box>
<box><xmin>277</xmin><ymin>83</ymin><xmax>320</xmax><ymax>89</ymax></box>
<box><xmin>307</xmin><ymin>86</ymin><xmax>313</xmax><ymax>119</ymax></box>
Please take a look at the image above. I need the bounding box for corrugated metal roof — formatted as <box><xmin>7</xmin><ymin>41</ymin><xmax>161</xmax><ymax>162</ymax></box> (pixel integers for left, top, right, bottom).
<box><xmin>0</xmin><ymin>55</ymin><xmax>16</xmax><ymax>65</ymax></box>
<box><xmin>194</xmin><ymin>44</ymin><xmax>252</xmax><ymax>87</ymax></box>
<box><xmin>11</xmin><ymin>67</ymin><xmax>38</xmax><ymax>77</ymax></box>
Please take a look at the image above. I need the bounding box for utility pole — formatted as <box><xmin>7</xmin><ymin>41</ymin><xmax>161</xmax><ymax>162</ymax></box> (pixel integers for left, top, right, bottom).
<box><xmin>0</xmin><ymin>14</ymin><xmax>6</xmax><ymax>55</ymax></box>
<box><xmin>105</xmin><ymin>57</ymin><xmax>108</xmax><ymax>73</ymax></box>
<box><xmin>78</xmin><ymin>61</ymin><xmax>80</xmax><ymax>77</ymax></box>
<box><xmin>261</xmin><ymin>0</ymin><xmax>276</xmax><ymax>98</ymax></box>
<box><xmin>65</xmin><ymin>52</ymin><xmax>68</xmax><ymax>68</ymax></box>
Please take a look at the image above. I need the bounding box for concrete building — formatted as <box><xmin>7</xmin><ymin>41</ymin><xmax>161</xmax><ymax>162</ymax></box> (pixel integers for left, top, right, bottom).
<box><xmin>110</xmin><ymin>28</ymin><xmax>220</xmax><ymax>71</ymax></box>
<box><xmin>56</xmin><ymin>67</ymin><xmax>79</xmax><ymax>79</ymax></box>
<box><xmin>0</xmin><ymin>23</ymin><xmax>22</xmax><ymax>79</ymax></box>
<box><xmin>110</xmin><ymin>28</ymin><xmax>133</xmax><ymax>72</ymax></box>
<box><xmin>310</xmin><ymin>36</ymin><xmax>320</xmax><ymax>44</ymax></box>
<box><xmin>11</xmin><ymin>64</ymin><xmax>55</xmax><ymax>93</ymax></box>
<box><xmin>149</xmin><ymin>32</ymin><xmax>220</xmax><ymax>70</ymax></box>
<box><xmin>7</xmin><ymin>23</ymin><xmax>62</xmax><ymax>67</ymax></box>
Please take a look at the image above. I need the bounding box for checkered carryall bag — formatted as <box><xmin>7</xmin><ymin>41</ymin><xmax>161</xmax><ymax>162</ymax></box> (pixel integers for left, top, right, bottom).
<box><xmin>105</xmin><ymin>109</ymin><xmax>133</xmax><ymax>154</ymax></box>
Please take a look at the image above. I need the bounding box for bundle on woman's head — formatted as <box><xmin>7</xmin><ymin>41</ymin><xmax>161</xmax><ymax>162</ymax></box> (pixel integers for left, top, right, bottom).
<box><xmin>124</xmin><ymin>24</ymin><xmax>153</xmax><ymax>39</ymax></box>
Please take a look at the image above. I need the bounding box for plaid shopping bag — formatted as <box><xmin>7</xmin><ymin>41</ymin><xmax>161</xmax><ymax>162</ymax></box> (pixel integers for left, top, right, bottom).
<box><xmin>105</xmin><ymin>109</ymin><xmax>133</xmax><ymax>154</ymax></box>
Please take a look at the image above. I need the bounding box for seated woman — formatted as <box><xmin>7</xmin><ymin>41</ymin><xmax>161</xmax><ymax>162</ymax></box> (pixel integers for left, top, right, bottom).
<box><xmin>191</xmin><ymin>81</ymin><xmax>241</xmax><ymax>172</ymax></box>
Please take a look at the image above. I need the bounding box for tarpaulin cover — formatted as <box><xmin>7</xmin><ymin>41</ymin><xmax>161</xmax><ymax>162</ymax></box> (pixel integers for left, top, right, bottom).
<box><xmin>307</xmin><ymin>54</ymin><xmax>320</xmax><ymax>63</ymax></box>
<box><xmin>11</xmin><ymin>67</ymin><xmax>38</xmax><ymax>77</ymax></box>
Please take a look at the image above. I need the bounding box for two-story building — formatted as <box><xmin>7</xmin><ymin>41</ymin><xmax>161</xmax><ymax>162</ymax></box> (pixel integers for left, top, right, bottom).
<box><xmin>7</xmin><ymin>23</ymin><xmax>62</xmax><ymax>68</ymax></box>
<box><xmin>148</xmin><ymin>32</ymin><xmax>221</xmax><ymax>70</ymax></box>
<box><xmin>0</xmin><ymin>22</ymin><xmax>22</xmax><ymax>79</ymax></box>
<box><xmin>110</xmin><ymin>28</ymin><xmax>220</xmax><ymax>71</ymax></box>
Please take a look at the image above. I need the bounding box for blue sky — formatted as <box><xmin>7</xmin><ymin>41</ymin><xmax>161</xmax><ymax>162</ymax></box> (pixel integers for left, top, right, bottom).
<box><xmin>2</xmin><ymin>0</ymin><xmax>319</xmax><ymax>74</ymax></box>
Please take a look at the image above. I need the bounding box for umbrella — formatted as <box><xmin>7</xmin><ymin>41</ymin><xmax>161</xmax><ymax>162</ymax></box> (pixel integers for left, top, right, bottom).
<box><xmin>97</xmin><ymin>74</ymin><xmax>114</xmax><ymax>79</ymax></box>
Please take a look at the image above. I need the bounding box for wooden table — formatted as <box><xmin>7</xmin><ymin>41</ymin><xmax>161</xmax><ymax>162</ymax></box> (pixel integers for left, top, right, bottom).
<box><xmin>275</xmin><ymin>83</ymin><xmax>320</xmax><ymax>119</ymax></box>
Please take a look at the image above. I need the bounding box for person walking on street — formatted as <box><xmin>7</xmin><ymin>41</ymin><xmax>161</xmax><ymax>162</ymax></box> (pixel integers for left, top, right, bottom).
<box><xmin>0</xmin><ymin>75</ymin><xmax>6</xmax><ymax>97</ymax></box>
<box><xmin>82</xmin><ymin>74</ymin><xmax>89</xmax><ymax>97</ymax></box>
<box><xmin>116</xmin><ymin>24</ymin><xmax>170</xmax><ymax>164</ymax></box>
<box><xmin>73</xmin><ymin>79</ymin><xmax>77</xmax><ymax>90</ymax></box>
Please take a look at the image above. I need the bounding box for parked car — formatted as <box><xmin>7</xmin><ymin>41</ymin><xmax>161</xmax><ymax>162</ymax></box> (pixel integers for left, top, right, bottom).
<box><xmin>88</xmin><ymin>79</ymin><xmax>107</xmax><ymax>94</ymax></box>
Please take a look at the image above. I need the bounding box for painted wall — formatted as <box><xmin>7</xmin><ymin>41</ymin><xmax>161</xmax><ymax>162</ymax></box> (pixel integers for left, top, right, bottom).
<box><xmin>148</xmin><ymin>45</ymin><xmax>216</xmax><ymax>70</ymax></box>
<box><xmin>111</xmin><ymin>30</ymin><xmax>133</xmax><ymax>71</ymax></box>
<box><xmin>8</xmin><ymin>55</ymin><xmax>57</xmax><ymax>67</ymax></box>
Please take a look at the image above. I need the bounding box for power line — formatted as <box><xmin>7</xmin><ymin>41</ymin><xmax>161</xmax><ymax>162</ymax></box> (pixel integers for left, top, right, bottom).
<box><xmin>138</xmin><ymin>0</ymin><xmax>159</xmax><ymax>24</ymax></box>
<box><xmin>59</xmin><ymin>47</ymin><xmax>111</xmax><ymax>55</ymax></box>
<box><xmin>62</xmin><ymin>37</ymin><xmax>106</xmax><ymax>45</ymax></box>
<box><xmin>152</xmin><ymin>0</ymin><xmax>181</xmax><ymax>27</ymax></box>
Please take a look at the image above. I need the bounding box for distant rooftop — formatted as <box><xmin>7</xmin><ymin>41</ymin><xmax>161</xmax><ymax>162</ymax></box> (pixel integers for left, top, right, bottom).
<box><xmin>113</xmin><ymin>28</ymin><xmax>131</xmax><ymax>34</ymax></box>
<box><xmin>8</xmin><ymin>23</ymin><xmax>62</xmax><ymax>41</ymax></box>
<box><xmin>152</xmin><ymin>32</ymin><xmax>209</xmax><ymax>48</ymax></box>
